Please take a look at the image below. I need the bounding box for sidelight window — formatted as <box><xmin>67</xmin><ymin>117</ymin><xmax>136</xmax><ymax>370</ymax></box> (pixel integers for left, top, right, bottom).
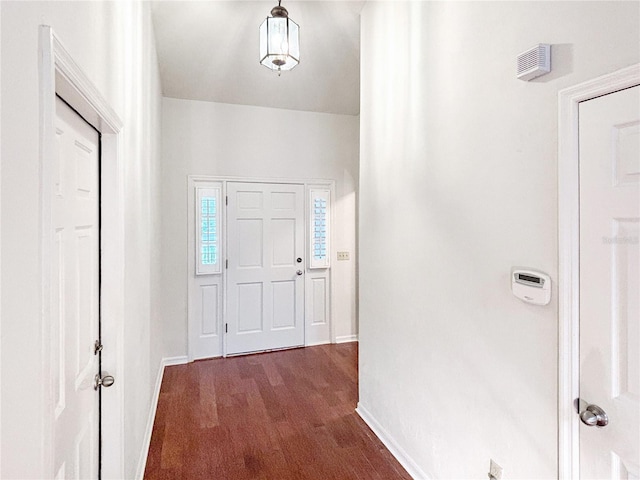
<box><xmin>309</xmin><ymin>188</ymin><xmax>331</xmax><ymax>269</ymax></box>
<box><xmin>196</xmin><ymin>186</ymin><xmax>222</xmax><ymax>274</ymax></box>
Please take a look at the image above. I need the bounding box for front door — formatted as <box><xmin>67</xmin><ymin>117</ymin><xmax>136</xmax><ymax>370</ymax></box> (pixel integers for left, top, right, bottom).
<box><xmin>579</xmin><ymin>85</ymin><xmax>639</xmax><ymax>478</ymax></box>
<box><xmin>226</xmin><ymin>182</ymin><xmax>305</xmax><ymax>355</ymax></box>
<box><xmin>52</xmin><ymin>97</ymin><xmax>101</xmax><ymax>478</ymax></box>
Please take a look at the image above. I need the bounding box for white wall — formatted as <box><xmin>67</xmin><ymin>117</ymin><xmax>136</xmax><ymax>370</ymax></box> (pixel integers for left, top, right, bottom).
<box><xmin>359</xmin><ymin>2</ymin><xmax>639</xmax><ymax>479</ymax></box>
<box><xmin>0</xmin><ymin>4</ymin><xmax>3</xmax><ymax>475</ymax></box>
<box><xmin>0</xmin><ymin>2</ymin><xmax>162</xmax><ymax>478</ymax></box>
<box><xmin>161</xmin><ymin>98</ymin><xmax>359</xmax><ymax>357</ymax></box>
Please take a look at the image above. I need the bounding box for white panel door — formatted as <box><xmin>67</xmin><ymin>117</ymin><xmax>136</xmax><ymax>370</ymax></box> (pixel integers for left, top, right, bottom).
<box><xmin>226</xmin><ymin>182</ymin><xmax>305</xmax><ymax>355</ymax></box>
<box><xmin>53</xmin><ymin>97</ymin><xmax>100</xmax><ymax>479</ymax></box>
<box><xmin>579</xmin><ymin>85</ymin><xmax>639</xmax><ymax>479</ymax></box>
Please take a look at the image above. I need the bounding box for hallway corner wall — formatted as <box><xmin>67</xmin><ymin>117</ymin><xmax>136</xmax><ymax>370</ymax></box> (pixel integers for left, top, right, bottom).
<box><xmin>358</xmin><ymin>1</ymin><xmax>639</xmax><ymax>478</ymax></box>
<box><xmin>0</xmin><ymin>2</ymin><xmax>164</xmax><ymax>478</ymax></box>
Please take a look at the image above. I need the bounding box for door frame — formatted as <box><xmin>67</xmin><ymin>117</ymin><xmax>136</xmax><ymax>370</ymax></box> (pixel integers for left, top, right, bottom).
<box><xmin>39</xmin><ymin>26</ymin><xmax>125</xmax><ymax>479</ymax></box>
<box><xmin>187</xmin><ymin>175</ymin><xmax>335</xmax><ymax>360</ymax></box>
<box><xmin>557</xmin><ymin>63</ymin><xmax>640</xmax><ymax>479</ymax></box>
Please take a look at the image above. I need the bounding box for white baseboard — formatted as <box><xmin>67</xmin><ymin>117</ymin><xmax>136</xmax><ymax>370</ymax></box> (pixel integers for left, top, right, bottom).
<box><xmin>163</xmin><ymin>355</ymin><xmax>189</xmax><ymax>367</ymax></box>
<box><xmin>356</xmin><ymin>403</ymin><xmax>430</xmax><ymax>480</ymax></box>
<box><xmin>305</xmin><ymin>340</ymin><xmax>331</xmax><ymax>347</ymax></box>
<box><xmin>335</xmin><ymin>334</ymin><xmax>358</xmax><ymax>344</ymax></box>
<box><xmin>136</xmin><ymin>355</ymin><xmax>189</xmax><ymax>479</ymax></box>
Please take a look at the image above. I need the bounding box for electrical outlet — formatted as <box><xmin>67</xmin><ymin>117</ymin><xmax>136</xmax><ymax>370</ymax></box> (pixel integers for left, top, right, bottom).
<box><xmin>489</xmin><ymin>460</ymin><xmax>503</xmax><ymax>480</ymax></box>
<box><xmin>337</xmin><ymin>251</ymin><xmax>350</xmax><ymax>261</ymax></box>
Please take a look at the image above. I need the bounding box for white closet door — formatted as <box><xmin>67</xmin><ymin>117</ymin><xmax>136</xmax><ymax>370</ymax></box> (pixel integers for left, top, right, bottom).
<box><xmin>579</xmin><ymin>85</ymin><xmax>639</xmax><ymax>479</ymax></box>
<box><xmin>53</xmin><ymin>97</ymin><xmax>101</xmax><ymax>479</ymax></box>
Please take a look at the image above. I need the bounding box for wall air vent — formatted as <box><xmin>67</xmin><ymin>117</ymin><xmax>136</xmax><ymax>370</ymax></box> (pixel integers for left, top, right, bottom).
<box><xmin>517</xmin><ymin>44</ymin><xmax>551</xmax><ymax>81</ymax></box>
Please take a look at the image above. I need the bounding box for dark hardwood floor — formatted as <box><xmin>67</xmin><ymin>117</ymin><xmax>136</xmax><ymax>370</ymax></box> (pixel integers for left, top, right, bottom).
<box><xmin>144</xmin><ymin>343</ymin><xmax>412</xmax><ymax>479</ymax></box>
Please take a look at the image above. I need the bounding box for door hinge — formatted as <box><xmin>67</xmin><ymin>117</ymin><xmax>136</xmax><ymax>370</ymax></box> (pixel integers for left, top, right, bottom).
<box><xmin>225</xmin><ymin>196</ymin><xmax>228</xmax><ymax>206</ymax></box>
<box><xmin>226</xmin><ymin>259</ymin><xmax>228</xmax><ymax>269</ymax></box>
<box><xmin>94</xmin><ymin>340</ymin><xmax>103</xmax><ymax>355</ymax></box>
<box><xmin>225</xmin><ymin>323</ymin><xmax>228</xmax><ymax>334</ymax></box>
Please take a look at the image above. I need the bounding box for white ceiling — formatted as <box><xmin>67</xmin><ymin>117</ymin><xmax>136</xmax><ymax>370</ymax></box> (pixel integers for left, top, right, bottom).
<box><xmin>150</xmin><ymin>1</ymin><xmax>363</xmax><ymax>116</ymax></box>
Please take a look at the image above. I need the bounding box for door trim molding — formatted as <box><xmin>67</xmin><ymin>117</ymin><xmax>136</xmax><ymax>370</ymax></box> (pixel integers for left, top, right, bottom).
<box><xmin>39</xmin><ymin>26</ymin><xmax>125</xmax><ymax>479</ymax></box>
<box><xmin>557</xmin><ymin>63</ymin><xmax>640</xmax><ymax>479</ymax></box>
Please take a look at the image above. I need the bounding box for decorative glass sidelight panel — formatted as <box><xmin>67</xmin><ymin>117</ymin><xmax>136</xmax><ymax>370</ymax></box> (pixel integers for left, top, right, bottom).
<box><xmin>201</xmin><ymin>197</ymin><xmax>217</xmax><ymax>265</ymax></box>
<box><xmin>313</xmin><ymin>199</ymin><xmax>327</xmax><ymax>261</ymax></box>
<box><xmin>196</xmin><ymin>186</ymin><xmax>222</xmax><ymax>275</ymax></box>
<box><xmin>309</xmin><ymin>188</ymin><xmax>330</xmax><ymax>269</ymax></box>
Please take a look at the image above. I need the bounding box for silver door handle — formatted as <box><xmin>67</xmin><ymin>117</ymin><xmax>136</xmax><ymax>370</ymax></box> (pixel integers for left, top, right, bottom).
<box><xmin>94</xmin><ymin>373</ymin><xmax>115</xmax><ymax>390</ymax></box>
<box><xmin>296</xmin><ymin>270</ymin><xmax>303</xmax><ymax>275</ymax></box>
<box><xmin>579</xmin><ymin>403</ymin><xmax>608</xmax><ymax>427</ymax></box>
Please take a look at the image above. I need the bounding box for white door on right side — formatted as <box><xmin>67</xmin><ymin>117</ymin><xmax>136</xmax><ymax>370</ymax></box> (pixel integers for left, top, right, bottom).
<box><xmin>579</xmin><ymin>85</ymin><xmax>639</xmax><ymax>479</ymax></box>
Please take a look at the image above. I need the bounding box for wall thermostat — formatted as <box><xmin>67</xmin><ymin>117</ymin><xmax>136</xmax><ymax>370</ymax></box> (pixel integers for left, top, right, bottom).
<box><xmin>511</xmin><ymin>268</ymin><xmax>551</xmax><ymax>305</ymax></box>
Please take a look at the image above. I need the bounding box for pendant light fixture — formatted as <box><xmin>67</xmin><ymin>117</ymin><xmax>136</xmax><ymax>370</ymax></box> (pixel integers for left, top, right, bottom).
<box><xmin>259</xmin><ymin>1</ymin><xmax>300</xmax><ymax>76</ymax></box>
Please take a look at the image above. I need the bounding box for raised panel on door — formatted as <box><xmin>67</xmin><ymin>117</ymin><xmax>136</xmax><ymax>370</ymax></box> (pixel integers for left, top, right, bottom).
<box><xmin>311</xmin><ymin>277</ymin><xmax>328</xmax><ymax>326</ymax></box>
<box><xmin>75</xmin><ymin>228</ymin><xmax>98</xmax><ymax>385</ymax></box>
<box><xmin>53</xmin><ymin>97</ymin><xmax>100</xmax><ymax>479</ymax></box>
<box><xmin>226</xmin><ymin>182</ymin><xmax>305</xmax><ymax>355</ymax></box>
<box><xmin>272</xmin><ymin>280</ymin><xmax>296</xmax><ymax>329</ymax></box>
<box><xmin>199</xmin><ymin>284</ymin><xmax>219</xmax><ymax>336</ymax></box>
<box><xmin>237</xmin><ymin>219</ymin><xmax>263</xmax><ymax>268</ymax></box>
<box><xmin>579</xmin><ymin>85</ymin><xmax>639</xmax><ymax>479</ymax></box>
<box><xmin>53</xmin><ymin>227</ymin><xmax>66</xmax><ymax>418</ymax></box>
<box><xmin>272</xmin><ymin>219</ymin><xmax>295</xmax><ymax>266</ymax></box>
<box><xmin>190</xmin><ymin>276</ymin><xmax>224</xmax><ymax>359</ymax></box>
<box><xmin>237</xmin><ymin>283</ymin><xmax>264</xmax><ymax>333</ymax></box>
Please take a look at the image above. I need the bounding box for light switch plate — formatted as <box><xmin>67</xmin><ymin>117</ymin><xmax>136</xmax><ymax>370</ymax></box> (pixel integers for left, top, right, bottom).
<box><xmin>337</xmin><ymin>251</ymin><xmax>350</xmax><ymax>261</ymax></box>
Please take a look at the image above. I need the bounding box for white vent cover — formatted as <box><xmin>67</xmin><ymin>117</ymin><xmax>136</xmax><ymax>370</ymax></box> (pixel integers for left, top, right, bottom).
<box><xmin>517</xmin><ymin>44</ymin><xmax>551</xmax><ymax>81</ymax></box>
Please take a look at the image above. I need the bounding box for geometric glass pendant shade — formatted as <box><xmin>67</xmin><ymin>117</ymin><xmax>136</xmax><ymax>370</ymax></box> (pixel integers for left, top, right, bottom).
<box><xmin>259</xmin><ymin>1</ymin><xmax>300</xmax><ymax>75</ymax></box>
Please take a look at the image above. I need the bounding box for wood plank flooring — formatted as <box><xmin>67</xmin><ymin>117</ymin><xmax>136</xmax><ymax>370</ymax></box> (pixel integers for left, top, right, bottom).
<box><xmin>144</xmin><ymin>343</ymin><xmax>412</xmax><ymax>479</ymax></box>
